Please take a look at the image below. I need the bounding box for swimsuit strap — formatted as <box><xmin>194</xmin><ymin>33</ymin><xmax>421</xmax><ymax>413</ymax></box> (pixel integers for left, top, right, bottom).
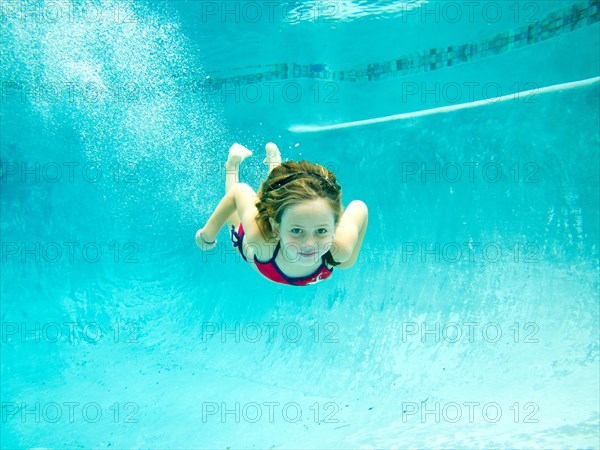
<box><xmin>231</xmin><ymin>224</ymin><xmax>249</xmax><ymax>262</ymax></box>
<box><xmin>271</xmin><ymin>240</ymin><xmax>280</xmax><ymax>261</ymax></box>
<box><xmin>231</xmin><ymin>224</ymin><xmax>242</xmax><ymax>248</ymax></box>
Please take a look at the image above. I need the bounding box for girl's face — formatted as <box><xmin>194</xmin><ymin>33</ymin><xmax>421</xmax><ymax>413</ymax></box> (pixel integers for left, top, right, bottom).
<box><xmin>269</xmin><ymin>198</ymin><xmax>336</xmax><ymax>266</ymax></box>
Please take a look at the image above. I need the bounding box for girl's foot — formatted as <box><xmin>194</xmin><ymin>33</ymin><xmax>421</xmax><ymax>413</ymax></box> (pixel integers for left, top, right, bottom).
<box><xmin>226</xmin><ymin>143</ymin><xmax>253</xmax><ymax>170</ymax></box>
<box><xmin>263</xmin><ymin>142</ymin><xmax>281</xmax><ymax>168</ymax></box>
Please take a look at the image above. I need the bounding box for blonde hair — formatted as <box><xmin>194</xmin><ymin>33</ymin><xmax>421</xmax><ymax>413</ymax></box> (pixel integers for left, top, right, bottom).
<box><xmin>255</xmin><ymin>160</ymin><xmax>343</xmax><ymax>267</ymax></box>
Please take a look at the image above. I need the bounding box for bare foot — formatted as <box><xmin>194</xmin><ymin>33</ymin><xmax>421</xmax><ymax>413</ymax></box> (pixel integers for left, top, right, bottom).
<box><xmin>263</xmin><ymin>142</ymin><xmax>281</xmax><ymax>170</ymax></box>
<box><xmin>226</xmin><ymin>143</ymin><xmax>253</xmax><ymax>170</ymax></box>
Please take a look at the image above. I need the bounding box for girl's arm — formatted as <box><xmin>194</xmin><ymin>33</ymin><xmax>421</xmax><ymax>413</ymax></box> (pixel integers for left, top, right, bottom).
<box><xmin>198</xmin><ymin>183</ymin><xmax>257</xmax><ymax>243</ymax></box>
<box><xmin>331</xmin><ymin>200</ymin><xmax>369</xmax><ymax>269</ymax></box>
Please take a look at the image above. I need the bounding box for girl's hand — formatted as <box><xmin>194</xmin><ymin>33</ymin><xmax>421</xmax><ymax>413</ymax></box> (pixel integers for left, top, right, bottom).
<box><xmin>195</xmin><ymin>228</ymin><xmax>217</xmax><ymax>251</ymax></box>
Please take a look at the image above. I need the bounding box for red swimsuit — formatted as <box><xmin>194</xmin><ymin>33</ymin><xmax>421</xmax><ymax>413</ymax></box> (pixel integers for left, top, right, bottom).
<box><xmin>231</xmin><ymin>224</ymin><xmax>333</xmax><ymax>286</ymax></box>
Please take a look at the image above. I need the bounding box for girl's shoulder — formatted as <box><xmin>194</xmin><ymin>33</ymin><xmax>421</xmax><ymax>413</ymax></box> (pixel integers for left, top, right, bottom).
<box><xmin>240</xmin><ymin>217</ymin><xmax>277</xmax><ymax>263</ymax></box>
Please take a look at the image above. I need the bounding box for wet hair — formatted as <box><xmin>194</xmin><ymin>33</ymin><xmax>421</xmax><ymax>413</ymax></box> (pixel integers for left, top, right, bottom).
<box><xmin>255</xmin><ymin>160</ymin><xmax>343</xmax><ymax>267</ymax></box>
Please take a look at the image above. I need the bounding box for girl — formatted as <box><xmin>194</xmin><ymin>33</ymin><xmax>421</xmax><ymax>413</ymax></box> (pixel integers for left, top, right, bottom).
<box><xmin>196</xmin><ymin>142</ymin><xmax>368</xmax><ymax>286</ymax></box>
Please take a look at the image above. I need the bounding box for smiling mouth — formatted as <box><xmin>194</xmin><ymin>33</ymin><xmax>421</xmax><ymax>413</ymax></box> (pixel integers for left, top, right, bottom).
<box><xmin>300</xmin><ymin>250</ymin><xmax>317</xmax><ymax>256</ymax></box>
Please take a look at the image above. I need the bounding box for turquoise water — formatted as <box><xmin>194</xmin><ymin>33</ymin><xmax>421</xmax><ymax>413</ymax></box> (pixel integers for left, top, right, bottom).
<box><xmin>1</xmin><ymin>0</ymin><xmax>599</xmax><ymax>448</ymax></box>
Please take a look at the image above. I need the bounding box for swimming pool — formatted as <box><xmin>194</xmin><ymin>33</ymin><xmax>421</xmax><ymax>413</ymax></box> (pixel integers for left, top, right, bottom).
<box><xmin>1</xmin><ymin>0</ymin><xmax>598</xmax><ymax>448</ymax></box>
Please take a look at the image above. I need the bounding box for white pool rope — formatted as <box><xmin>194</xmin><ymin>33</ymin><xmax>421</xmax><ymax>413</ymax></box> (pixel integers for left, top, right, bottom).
<box><xmin>288</xmin><ymin>76</ymin><xmax>600</xmax><ymax>133</ymax></box>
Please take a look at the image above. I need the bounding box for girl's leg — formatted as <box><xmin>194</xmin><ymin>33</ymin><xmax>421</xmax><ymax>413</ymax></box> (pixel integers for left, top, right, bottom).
<box><xmin>224</xmin><ymin>143</ymin><xmax>252</xmax><ymax>227</ymax></box>
<box><xmin>263</xmin><ymin>142</ymin><xmax>282</xmax><ymax>174</ymax></box>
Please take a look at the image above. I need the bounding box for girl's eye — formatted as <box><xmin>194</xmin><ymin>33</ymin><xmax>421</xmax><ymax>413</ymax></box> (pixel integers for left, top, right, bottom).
<box><xmin>290</xmin><ymin>228</ymin><xmax>329</xmax><ymax>234</ymax></box>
